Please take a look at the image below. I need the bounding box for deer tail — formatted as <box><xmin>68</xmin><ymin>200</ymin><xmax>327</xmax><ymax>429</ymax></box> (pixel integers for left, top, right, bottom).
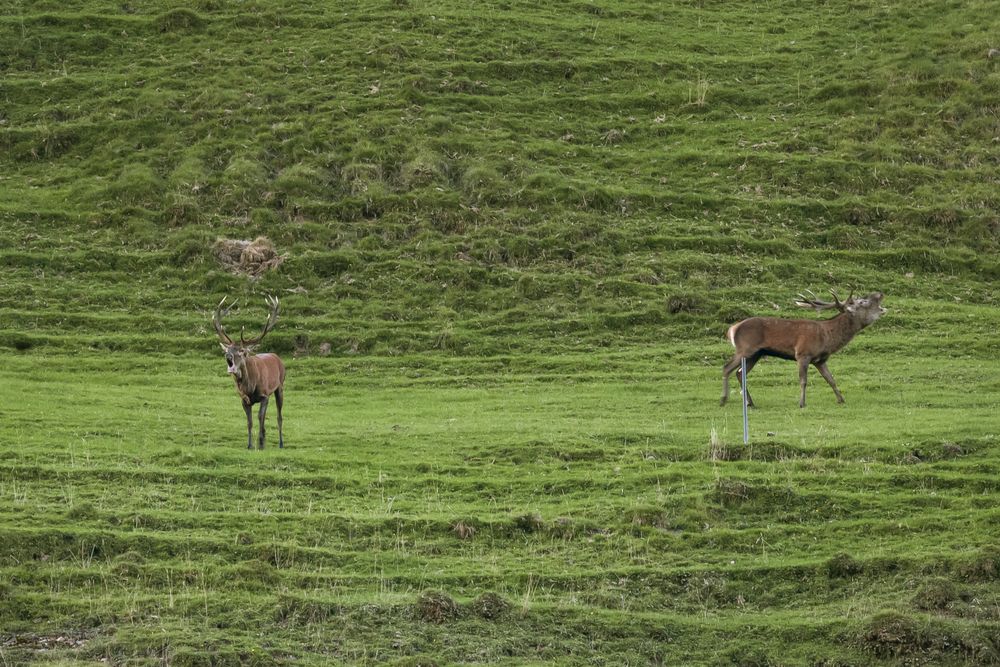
<box><xmin>726</xmin><ymin>322</ymin><xmax>740</xmax><ymax>348</ymax></box>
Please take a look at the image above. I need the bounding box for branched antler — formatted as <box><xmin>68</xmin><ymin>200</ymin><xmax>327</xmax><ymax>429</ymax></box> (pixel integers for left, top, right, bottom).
<box><xmin>212</xmin><ymin>297</ymin><xmax>235</xmax><ymax>345</ymax></box>
<box><xmin>794</xmin><ymin>288</ymin><xmax>854</xmax><ymax>313</ymax></box>
<box><xmin>240</xmin><ymin>295</ymin><xmax>280</xmax><ymax>347</ymax></box>
<box><xmin>214</xmin><ymin>295</ymin><xmax>279</xmax><ymax>347</ymax></box>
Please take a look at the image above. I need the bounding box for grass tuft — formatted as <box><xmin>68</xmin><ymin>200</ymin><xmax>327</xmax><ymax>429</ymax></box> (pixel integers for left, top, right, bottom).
<box><xmin>106</xmin><ymin>164</ymin><xmax>162</xmax><ymax>208</ymax></box>
<box><xmin>912</xmin><ymin>577</ymin><xmax>963</xmax><ymax>611</ymax></box>
<box><xmin>825</xmin><ymin>553</ymin><xmax>864</xmax><ymax>579</ymax></box>
<box><xmin>470</xmin><ymin>592</ymin><xmax>511</xmax><ymax>620</ymax></box>
<box><xmin>957</xmin><ymin>546</ymin><xmax>1000</xmax><ymax>582</ymax></box>
<box><xmin>859</xmin><ymin>612</ymin><xmax>923</xmax><ymax>659</ymax></box>
<box><xmin>666</xmin><ymin>293</ymin><xmax>705</xmax><ymax>315</ymax></box>
<box><xmin>414</xmin><ymin>590</ymin><xmax>460</xmax><ymax>624</ymax></box>
<box><xmin>512</xmin><ymin>513</ymin><xmax>546</xmax><ymax>533</ymax></box>
<box><xmin>400</xmin><ymin>150</ymin><xmax>447</xmax><ymax>190</ymax></box>
<box><xmin>156</xmin><ymin>8</ymin><xmax>206</xmax><ymax>32</ymax></box>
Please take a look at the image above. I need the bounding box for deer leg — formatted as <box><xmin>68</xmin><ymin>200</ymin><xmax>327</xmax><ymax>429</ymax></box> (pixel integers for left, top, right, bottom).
<box><xmin>274</xmin><ymin>387</ymin><xmax>284</xmax><ymax>449</ymax></box>
<box><xmin>721</xmin><ymin>354</ymin><xmax>743</xmax><ymax>406</ymax></box>
<box><xmin>737</xmin><ymin>354</ymin><xmax>761</xmax><ymax>408</ymax></box>
<box><xmin>797</xmin><ymin>357</ymin><xmax>810</xmax><ymax>408</ymax></box>
<box><xmin>243</xmin><ymin>400</ymin><xmax>253</xmax><ymax>449</ymax></box>
<box><xmin>815</xmin><ymin>362</ymin><xmax>845</xmax><ymax>404</ymax></box>
<box><xmin>257</xmin><ymin>395</ymin><xmax>269</xmax><ymax>450</ymax></box>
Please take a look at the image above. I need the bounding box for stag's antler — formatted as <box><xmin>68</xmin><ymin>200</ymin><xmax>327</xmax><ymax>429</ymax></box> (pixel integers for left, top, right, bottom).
<box><xmin>212</xmin><ymin>297</ymin><xmax>235</xmax><ymax>345</ymax></box>
<box><xmin>794</xmin><ymin>289</ymin><xmax>853</xmax><ymax>313</ymax></box>
<box><xmin>240</xmin><ymin>295</ymin><xmax>280</xmax><ymax>347</ymax></box>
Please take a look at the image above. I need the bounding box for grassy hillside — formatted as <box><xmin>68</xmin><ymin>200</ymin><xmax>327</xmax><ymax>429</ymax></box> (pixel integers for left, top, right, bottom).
<box><xmin>2</xmin><ymin>0</ymin><xmax>999</xmax><ymax>354</ymax></box>
<box><xmin>1</xmin><ymin>0</ymin><xmax>999</xmax><ymax>664</ymax></box>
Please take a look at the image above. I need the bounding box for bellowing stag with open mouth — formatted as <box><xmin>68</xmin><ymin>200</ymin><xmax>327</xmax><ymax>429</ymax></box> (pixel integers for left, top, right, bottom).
<box><xmin>212</xmin><ymin>295</ymin><xmax>285</xmax><ymax>449</ymax></box>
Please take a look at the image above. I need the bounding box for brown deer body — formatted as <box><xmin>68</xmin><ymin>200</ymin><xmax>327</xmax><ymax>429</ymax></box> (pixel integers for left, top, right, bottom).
<box><xmin>213</xmin><ymin>296</ymin><xmax>285</xmax><ymax>449</ymax></box>
<box><xmin>721</xmin><ymin>291</ymin><xmax>885</xmax><ymax>408</ymax></box>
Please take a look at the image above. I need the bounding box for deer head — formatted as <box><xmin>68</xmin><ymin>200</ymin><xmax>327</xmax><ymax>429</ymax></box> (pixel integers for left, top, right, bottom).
<box><xmin>213</xmin><ymin>295</ymin><xmax>280</xmax><ymax>379</ymax></box>
<box><xmin>795</xmin><ymin>289</ymin><xmax>886</xmax><ymax>325</ymax></box>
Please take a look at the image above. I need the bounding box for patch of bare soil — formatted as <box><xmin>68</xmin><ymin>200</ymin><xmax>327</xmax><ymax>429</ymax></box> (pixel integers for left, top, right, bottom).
<box><xmin>2</xmin><ymin>632</ymin><xmax>91</xmax><ymax>652</ymax></box>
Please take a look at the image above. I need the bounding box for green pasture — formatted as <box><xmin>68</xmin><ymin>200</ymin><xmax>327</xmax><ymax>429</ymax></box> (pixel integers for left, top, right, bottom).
<box><xmin>1</xmin><ymin>345</ymin><xmax>998</xmax><ymax>664</ymax></box>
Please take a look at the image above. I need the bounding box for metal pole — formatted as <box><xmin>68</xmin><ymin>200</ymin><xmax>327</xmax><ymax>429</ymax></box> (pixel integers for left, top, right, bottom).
<box><xmin>741</xmin><ymin>356</ymin><xmax>749</xmax><ymax>444</ymax></box>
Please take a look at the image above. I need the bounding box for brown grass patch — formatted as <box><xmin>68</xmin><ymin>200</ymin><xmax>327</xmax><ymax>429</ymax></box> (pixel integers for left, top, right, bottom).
<box><xmin>452</xmin><ymin>521</ymin><xmax>476</xmax><ymax>540</ymax></box>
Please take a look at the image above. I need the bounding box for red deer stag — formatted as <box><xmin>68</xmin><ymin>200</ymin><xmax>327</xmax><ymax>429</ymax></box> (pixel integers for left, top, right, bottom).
<box><xmin>213</xmin><ymin>295</ymin><xmax>285</xmax><ymax>449</ymax></box>
<box><xmin>721</xmin><ymin>290</ymin><xmax>886</xmax><ymax>408</ymax></box>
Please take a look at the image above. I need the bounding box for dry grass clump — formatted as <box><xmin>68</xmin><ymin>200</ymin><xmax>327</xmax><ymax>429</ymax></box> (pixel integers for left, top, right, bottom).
<box><xmin>452</xmin><ymin>520</ymin><xmax>476</xmax><ymax>540</ymax></box>
<box><xmin>400</xmin><ymin>151</ymin><xmax>446</xmax><ymax>189</ymax></box>
<box><xmin>630</xmin><ymin>506</ymin><xmax>670</xmax><ymax>530</ymax></box>
<box><xmin>957</xmin><ymin>546</ymin><xmax>1000</xmax><ymax>582</ymax></box>
<box><xmin>602</xmin><ymin>128</ymin><xmax>625</xmax><ymax>145</ymax></box>
<box><xmin>414</xmin><ymin>590</ymin><xmax>459</xmax><ymax>624</ymax></box>
<box><xmin>548</xmin><ymin>516</ymin><xmax>577</xmax><ymax>539</ymax></box>
<box><xmin>156</xmin><ymin>8</ymin><xmax>205</xmax><ymax>32</ymax></box>
<box><xmin>66</xmin><ymin>501</ymin><xmax>98</xmax><ymax>521</ymax></box>
<box><xmin>707</xmin><ymin>427</ymin><xmax>741</xmax><ymax>462</ymax></box>
<box><xmin>470</xmin><ymin>592</ymin><xmax>511</xmax><ymax>620</ymax></box>
<box><xmin>711</xmin><ymin>478</ymin><xmax>751</xmax><ymax>505</ymax></box>
<box><xmin>940</xmin><ymin>442</ymin><xmax>965</xmax><ymax>459</ymax></box>
<box><xmin>513</xmin><ymin>513</ymin><xmax>545</xmax><ymax>533</ymax></box>
<box><xmin>912</xmin><ymin>577</ymin><xmax>963</xmax><ymax>611</ymax></box>
<box><xmin>213</xmin><ymin>237</ymin><xmax>285</xmax><ymax>277</ymax></box>
<box><xmin>825</xmin><ymin>552</ymin><xmax>863</xmax><ymax>578</ymax></box>
<box><xmin>666</xmin><ymin>292</ymin><xmax>704</xmax><ymax>314</ymax></box>
<box><xmin>860</xmin><ymin>612</ymin><xmax>922</xmax><ymax>658</ymax></box>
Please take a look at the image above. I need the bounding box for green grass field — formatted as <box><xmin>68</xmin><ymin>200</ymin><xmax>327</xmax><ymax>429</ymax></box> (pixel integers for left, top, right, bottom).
<box><xmin>2</xmin><ymin>0</ymin><xmax>999</xmax><ymax>664</ymax></box>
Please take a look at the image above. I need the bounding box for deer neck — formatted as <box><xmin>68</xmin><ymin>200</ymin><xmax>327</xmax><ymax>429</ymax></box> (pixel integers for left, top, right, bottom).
<box><xmin>234</xmin><ymin>355</ymin><xmax>262</xmax><ymax>398</ymax></box>
<box><xmin>824</xmin><ymin>312</ymin><xmax>865</xmax><ymax>350</ymax></box>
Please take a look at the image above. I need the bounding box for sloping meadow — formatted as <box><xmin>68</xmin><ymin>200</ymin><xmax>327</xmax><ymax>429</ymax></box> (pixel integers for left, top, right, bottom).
<box><xmin>1</xmin><ymin>0</ymin><xmax>999</xmax><ymax>664</ymax></box>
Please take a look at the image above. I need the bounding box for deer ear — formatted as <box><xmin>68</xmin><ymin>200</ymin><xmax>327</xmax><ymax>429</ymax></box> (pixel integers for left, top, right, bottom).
<box><xmin>219</xmin><ymin>342</ymin><xmax>229</xmax><ymax>351</ymax></box>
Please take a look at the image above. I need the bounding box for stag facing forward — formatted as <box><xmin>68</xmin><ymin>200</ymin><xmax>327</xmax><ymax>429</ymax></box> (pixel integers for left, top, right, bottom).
<box><xmin>721</xmin><ymin>290</ymin><xmax>886</xmax><ymax>408</ymax></box>
<box><xmin>213</xmin><ymin>295</ymin><xmax>285</xmax><ymax>449</ymax></box>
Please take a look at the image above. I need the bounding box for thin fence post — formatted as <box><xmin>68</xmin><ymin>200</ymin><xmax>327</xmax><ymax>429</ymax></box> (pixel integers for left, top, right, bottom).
<box><xmin>741</xmin><ymin>356</ymin><xmax>749</xmax><ymax>445</ymax></box>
